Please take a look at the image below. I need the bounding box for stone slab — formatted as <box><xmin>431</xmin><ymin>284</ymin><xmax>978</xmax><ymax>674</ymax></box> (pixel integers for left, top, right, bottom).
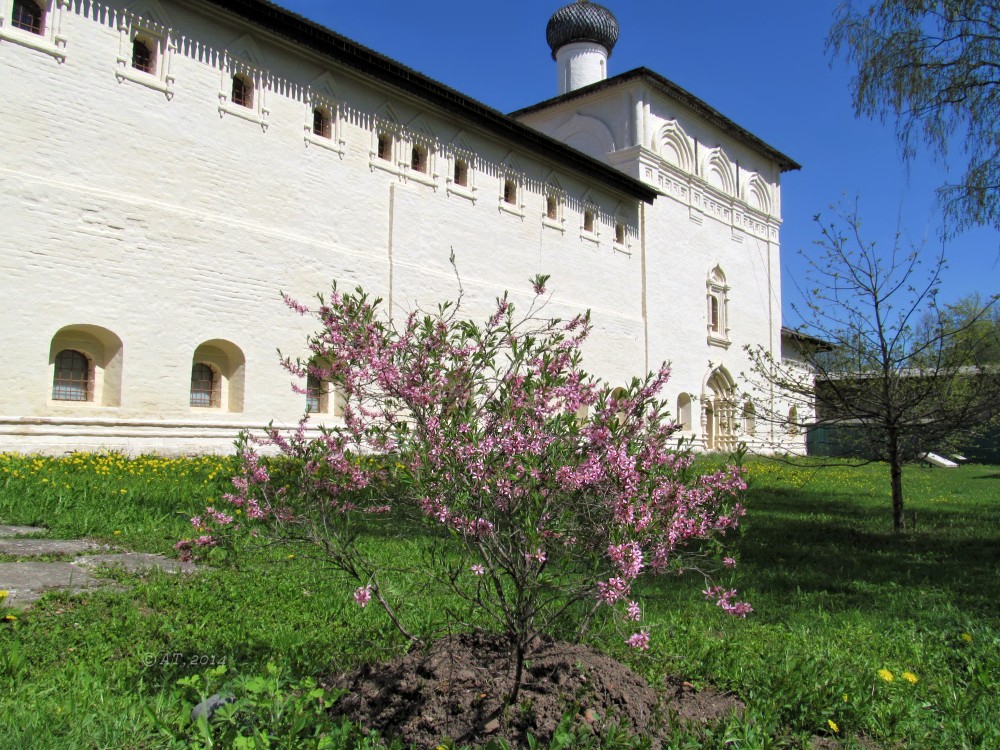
<box><xmin>0</xmin><ymin>562</ymin><xmax>119</xmax><ymax>609</ymax></box>
<box><xmin>0</xmin><ymin>525</ymin><xmax>47</xmax><ymax>538</ymax></box>
<box><xmin>72</xmin><ymin>553</ymin><xmax>198</xmax><ymax>575</ymax></box>
<box><xmin>0</xmin><ymin>539</ymin><xmax>106</xmax><ymax>557</ymax></box>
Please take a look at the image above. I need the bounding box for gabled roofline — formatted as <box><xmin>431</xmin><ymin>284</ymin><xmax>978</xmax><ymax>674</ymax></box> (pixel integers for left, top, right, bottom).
<box><xmin>197</xmin><ymin>0</ymin><xmax>658</xmax><ymax>204</ymax></box>
<box><xmin>510</xmin><ymin>67</ymin><xmax>802</xmax><ymax>173</ymax></box>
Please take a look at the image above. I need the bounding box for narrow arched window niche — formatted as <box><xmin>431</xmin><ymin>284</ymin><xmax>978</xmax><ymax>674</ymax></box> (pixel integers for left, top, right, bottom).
<box><xmin>48</xmin><ymin>325</ymin><xmax>123</xmax><ymax>407</ymax></box>
<box><xmin>743</xmin><ymin>401</ymin><xmax>756</xmax><ymax>436</ymax></box>
<box><xmin>706</xmin><ymin>266</ymin><xmax>731</xmax><ymax>348</ymax></box>
<box><xmin>676</xmin><ymin>393</ymin><xmax>693</xmax><ymax>431</ymax></box>
<box><xmin>190</xmin><ymin>340</ymin><xmax>245</xmax><ymax>413</ymax></box>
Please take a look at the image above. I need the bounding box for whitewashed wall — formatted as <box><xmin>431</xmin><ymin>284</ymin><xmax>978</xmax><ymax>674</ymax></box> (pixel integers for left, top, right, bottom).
<box><xmin>515</xmin><ymin>78</ymin><xmax>796</xmax><ymax>452</ymax></box>
<box><xmin>0</xmin><ymin>0</ymin><xmax>652</xmax><ymax>454</ymax></box>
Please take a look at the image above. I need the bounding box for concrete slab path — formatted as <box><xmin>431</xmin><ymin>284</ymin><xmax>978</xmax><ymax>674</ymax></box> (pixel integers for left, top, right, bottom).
<box><xmin>0</xmin><ymin>524</ymin><xmax>199</xmax><ymax>610</ymax></box>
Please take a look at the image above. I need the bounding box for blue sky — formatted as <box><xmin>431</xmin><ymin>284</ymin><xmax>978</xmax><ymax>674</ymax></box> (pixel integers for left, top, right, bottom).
<box><xmin>275</xmin><ymin>0</ymin><xmax>997</xmax><ymax>323</ymax></box>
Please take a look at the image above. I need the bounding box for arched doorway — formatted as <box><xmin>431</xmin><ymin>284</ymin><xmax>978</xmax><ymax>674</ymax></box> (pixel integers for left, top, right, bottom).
<box><xmin>702</xmin><ymin>367</ymin><xmax>738</xmax><ymax>452</ymax></box>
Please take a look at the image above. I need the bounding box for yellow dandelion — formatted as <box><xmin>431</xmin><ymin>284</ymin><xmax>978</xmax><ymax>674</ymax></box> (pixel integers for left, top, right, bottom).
<box><xmin>878</xmin><ymin>669</ymin><xmax>894</xmax><ymax>682</ymax></box>
<box><xmin>961</xmin><ymin>633</ymin><xmax>973</xmax><ymax>643</ymax></box>
<box><xmin>287</xmin><ymin>554</ymin><xmax>296</xmax><ymax>560</ymax></box>
<box><xmin>827</xmin><ymin>719</ymin><xmax>839</xmax><ymax>733</ymax></box>
<box><xmin>4</xmin><ymin>614</ymin><xmax>16</xmax><ymax>622</ymax></box>
<box><xmin>842</xmin><ymin>694</ymin><xmax>849</xmax><ymax>702</ymax></box>
<box><xmin>113</xmin><ymin>530</ymin><xmax>121</xmax><ymax>536</ymax></box>
<box><xmin>119</xmin><ymin>489</ymin><xmax>127</xmax><ymax>494</ymax></box>
<box><xmin>0</xmin><ymin>590</ymin><xmax>8</xmax><ymax>600</ymax></box>
<box><xmin>902</xmin><ymin>671</ymin><xmax>918</xmax><ymax>684</ymax></box>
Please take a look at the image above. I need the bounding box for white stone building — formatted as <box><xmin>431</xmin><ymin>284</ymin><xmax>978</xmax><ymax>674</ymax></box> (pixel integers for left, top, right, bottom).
<box><xmin>0</xmin><ymin>0</ymin><xmax>802</xmax><ymax>454</ymax></box>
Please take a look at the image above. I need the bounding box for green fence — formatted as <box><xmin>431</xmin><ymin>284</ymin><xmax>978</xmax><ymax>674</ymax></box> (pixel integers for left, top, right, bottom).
<box><xmin>807</xmin><ymin>423</ymin><xmax>1000</xmax><ymax>464</ymax></box>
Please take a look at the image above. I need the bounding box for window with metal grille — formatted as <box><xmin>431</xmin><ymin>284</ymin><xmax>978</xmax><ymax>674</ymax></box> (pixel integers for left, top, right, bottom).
<box><xmin>411</xmin><ymin>144</ymin><xmax>428</xmax><ymax>173</ymax></box>
<box><xmin>503</xmin><ymin>179</ymin><xmax>517</xmax><ymax>205</ymax></box>
<box><xmin>377</xmin><ymin>133</ymin><xmax>392</xmax><ymax>161</ymax></box>
<box><xmin>52</xmin><ymin>349</ymin><xmax>91</xmax><ymax>402</ymax></box>
<box><xmin>231</xmin><ymin>75</ymin><xmax>253</xmax><ymax>109</ymax></box>
<box><xmin>583</xmin><ymin>210</ymin><xmax>595</xmax><ymax>233</ymax></box>
<box><xmin>313</xmin><ymin>107</ymin><xmax>331</xmax><ymax>138</ymax></box>
<box><xmin>11</xmin><ymin>0</ymin><xmax>44</xmax><ymax>35</ymax></box>
<box><xmin>190</xmin><ymin>363</ymin><xmax>218</xmax><ymax>407</ymax></box>
<box><xmin>131</xmin><ymin>38</ymin><xmax>155</xmax><ymax>74</ymax></box>
<box><xmin>306</xmin><ymin>375</ymin><xmax>327</xmax><ymax>413</ymax></box>
<box><xmin>453</xmin><ymin>159</ymin><xmax>468</xmax><ymax>186</ymax></box>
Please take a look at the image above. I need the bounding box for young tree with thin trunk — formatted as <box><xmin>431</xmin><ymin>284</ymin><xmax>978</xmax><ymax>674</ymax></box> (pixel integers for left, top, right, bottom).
<box><xmin>744</xmin><ymin>206</ymin><xmax>1000</xmax><ymax>531</ymax></box>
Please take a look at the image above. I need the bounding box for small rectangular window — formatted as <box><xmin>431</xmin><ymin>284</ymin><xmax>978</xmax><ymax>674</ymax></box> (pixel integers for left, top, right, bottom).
<box><xmin>583</xmin><ymin>210</ymin><xmax>595</xmax><ymax>233</ymax></box>
<box><xmin>11</xmin><ymin>0</ymin><xmax>45</xmax><ymax>35</ymax></box>
<box><xmin>503</xmin><ymin>179</ymin><xmax>517</xmax><ymax>205</ymax></box>
<box><xmin>411</xmin><ymin>144</ymin><xmax>428</xmax><ymax>173</ymax></box>
<box><xmin>231</xmin><ymin>75</ymin><xmax>253</xmax><ymax>109</ymax></box>
<box><xmin>615</xmin><ymin>223</ymin><xmax>626</xmax><ymax>245</ymax></box>
<box><xmin>453</xmin><ymin>159</ymin><xmax>468</xmax><ymax>187</ymax></box>
<box><xmin>313</xmin><ymin>107</ymin><xmax>332</xmax><ymax>138</ymax></box>
<box><xmin>377</xmin><ymin>133</ymin><xmax>393</xmax><ymax>161</ymax></box>
<box><xmin>131</xmin><ymin>38</ymin><xmax>155</xmax><ymax>74</ymax></box>
<box><xmin>306</xmin><ymin>375</ymin><xmax>327</xmax><ymax>414</ymax></box>
<box><xmin>546</xmin><ymin>196</ymin><xmax>559</xmax><ymax>220</ymax></box>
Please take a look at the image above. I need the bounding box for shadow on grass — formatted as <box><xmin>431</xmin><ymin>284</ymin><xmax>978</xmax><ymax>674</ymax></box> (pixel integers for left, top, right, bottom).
<box><xmin>739</xmin><ymin>484</ymin><xmax>1000</xmax><ymax>622</ymax></box>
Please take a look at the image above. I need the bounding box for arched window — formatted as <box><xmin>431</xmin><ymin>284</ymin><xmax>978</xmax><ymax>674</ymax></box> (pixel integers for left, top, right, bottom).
<box><xmin>11</xmin><ymin>0</ymin><xmax>45</xmax><ymax>35</ymax></box>
<box><xmin>191</xmin><ymin>340</ymin><xmax>245</xmax><ymax>412</ymax></box>
<box><xmin>231</xmin><ymin>74</ymin><xmax>253</xmax><ymax>109</ymax></box>
<box><xmin>312</xmin><ymin>107</ymin><xmax>331</xmax><ymax>139</ymax></box>
<box><xmin>131</xmin><ymin>37</ymin><xmax>155</xmax><ymax>74</ymax></box>
<box><xmin>707</xmin><ymin>266</ymin><xmax>730</xmax><ymax>346</ymax></box>
<box><xmin>614</xmin><ymin>222</ymin><xmax>626</xmax><ymax>245</ymax></box>
<box><xmin>786</xmin><ymin>406</ymin><xmax>799</xmax><ymax>435</ymax></box>
<box><xmin>190</xmin><ymin>363</ymin><xmax>219</xmax><ymax>407</ymax></box>
<box><xmin>583</xmin><ymin>209</ymin><xmax>596</xmax><ymax>233</ymax></box>
<box><xmin>52</xmin><ymin>350</ymin><xmax>91</xmax><ymax>402</ymax></box>
<box><xmin>743</xmin><ymin>401</ymin><xmax>756</xmax><ymax>435</ymax></box>
<box><xmin>49</xmin><ymin>325</ymin><xmax>123</xmax><ymax>406</ymax></box>
<box><xmin>546</xmin><ymin>196</ymin><xmax>559</xmax><ymax>220</ymax></box>
<box><xmin>676</xmin><ymin>393</ymin><xmax>693</xmax><ymax>431</ymax></box>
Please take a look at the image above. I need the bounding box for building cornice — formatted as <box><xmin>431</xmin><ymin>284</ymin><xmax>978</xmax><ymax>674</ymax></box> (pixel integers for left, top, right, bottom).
<box><xmin>194</xmin><ymin>0</ymin><xmax>657</xmax><ymax>204</ymax></box>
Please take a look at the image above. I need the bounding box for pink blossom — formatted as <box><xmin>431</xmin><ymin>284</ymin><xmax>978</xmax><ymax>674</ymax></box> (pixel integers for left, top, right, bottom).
<box><xmin>626</xmin><ymin>601</ymin><xmax>641</xmax><ymax>621</ymax></box>
<box><xmin>353</xmin><ymin>585</ymin><xmax>372</xmax><ymax>608</ymax></box>
<box><xmin>626</xmin><ymin>631</ymin><xmax>650</xmax><ymax>650</ymax></box>
<box><xmin>723</xmin><ymin>556</ymin><xmax>736</xmax><ymax>568</ymax></box>
<box><xmin>471</xmin><ymin>564</ymin><xmax>486</xmax><ymax>576</ymax></box>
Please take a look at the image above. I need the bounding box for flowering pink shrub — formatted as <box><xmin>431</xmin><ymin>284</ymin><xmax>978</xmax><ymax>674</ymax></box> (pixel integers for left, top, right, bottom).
<box><xmin>182</xmin><ymin>275</ymin><xmax>748</xmax><ymax>699</ymax></box>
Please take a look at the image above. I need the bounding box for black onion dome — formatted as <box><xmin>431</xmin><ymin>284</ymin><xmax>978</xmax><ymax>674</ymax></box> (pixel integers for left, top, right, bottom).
<box><xmin>546</xmin><ymin>1</ymin><xmax>620</xmax><ymax>59</ymax></box>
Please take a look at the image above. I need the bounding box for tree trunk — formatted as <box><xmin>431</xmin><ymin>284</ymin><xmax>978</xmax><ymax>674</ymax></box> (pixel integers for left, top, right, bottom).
<box><xmin>888</xmin><ymin>429</ymin><xmax>905</xmax><ymax>532</ymax></box>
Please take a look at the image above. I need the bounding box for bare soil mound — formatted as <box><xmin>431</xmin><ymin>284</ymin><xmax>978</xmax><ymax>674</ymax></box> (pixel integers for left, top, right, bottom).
<box><xmin>327</xmin><ymin>632</ymin><xmax>742</xmax><ymax>749</ymax></box>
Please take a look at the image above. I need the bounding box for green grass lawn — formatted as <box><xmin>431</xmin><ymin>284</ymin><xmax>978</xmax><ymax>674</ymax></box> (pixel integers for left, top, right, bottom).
<box><xmin>0</xmin><ymin>453</ymin><xmax>997</xmax><ymax>749</ymax></box>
